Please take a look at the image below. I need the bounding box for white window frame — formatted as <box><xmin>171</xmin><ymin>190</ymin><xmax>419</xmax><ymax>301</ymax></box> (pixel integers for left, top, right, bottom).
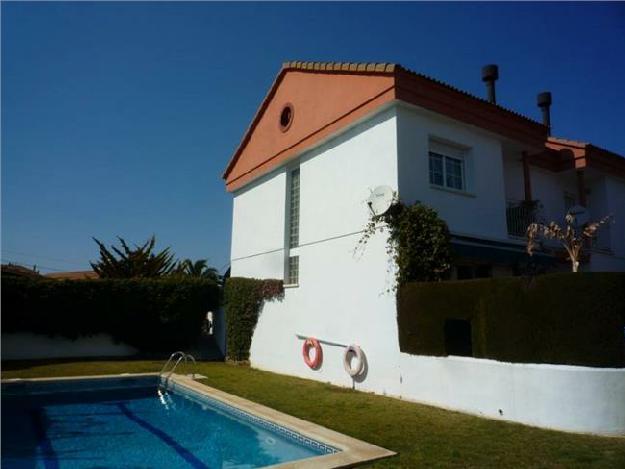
<box><xmin>428</xmin><ymin>139</ymin><xmax>470</xmax><ymax>194</ymax></box>
<box><xmin>429</xmin><ymin>151</ymin><xmax>465</xmax><ymax>191</ymax></box>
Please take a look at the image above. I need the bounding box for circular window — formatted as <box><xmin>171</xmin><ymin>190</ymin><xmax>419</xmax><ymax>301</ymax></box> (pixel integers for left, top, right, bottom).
<box><xmin>279</xmin><ymin>104</ymin><xmax>294</xmax><ymax>132</ymax></box>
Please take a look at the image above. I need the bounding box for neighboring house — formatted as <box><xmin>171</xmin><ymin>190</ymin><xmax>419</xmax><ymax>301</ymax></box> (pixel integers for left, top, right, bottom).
<box><xmin>1</xmin><ymin>263</ymin><xmax>42</xmax><ymax>279</ymax></box>
<box><xmin>224</xmin><ymin>61</ymin><xmax>625</xmax><ymax>434</ymax></box>
<box><xmin>44</xmin><ymin>270</ymin><xmax>99</xmax><ymax>280</ymax></box>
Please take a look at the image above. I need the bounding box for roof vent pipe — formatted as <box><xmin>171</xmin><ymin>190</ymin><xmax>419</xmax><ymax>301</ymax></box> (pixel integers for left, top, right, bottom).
<box><xmin>537</xmin><ymin>91</ymin><xmax>552</xmax><ymax>135</ymax></box>
<box><xmin>481</xmin><ymin>64</ymin><xmax>499</xmax><ymax>104</ymax></box>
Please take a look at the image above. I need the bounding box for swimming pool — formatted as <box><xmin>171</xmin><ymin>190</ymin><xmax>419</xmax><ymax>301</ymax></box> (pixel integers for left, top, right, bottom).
<box><xmin>2</xmin><ymin>375</ymin><xmax>339</xmax><ymax>468</ymax></box>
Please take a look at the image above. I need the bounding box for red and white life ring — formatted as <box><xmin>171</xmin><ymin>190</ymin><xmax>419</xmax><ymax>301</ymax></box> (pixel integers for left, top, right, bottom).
<box><xmin>343</xmin><ymin>344</ymin><xmax>365</xmax><ymax>377</ymax></box>
<box><xmin>302</xmin><ymin>338</ymin><xmax>323</xmax><ymax>369</ymax></box>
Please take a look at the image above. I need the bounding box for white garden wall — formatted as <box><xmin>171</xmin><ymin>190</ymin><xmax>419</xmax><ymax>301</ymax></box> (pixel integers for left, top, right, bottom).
<box><xmin>398</xmin><ymin>354</ymin><xmax>625</xmax><ymax>436</ymax></box>
<box><xmin>2</xmin><ymin>333</ymin><xmax>137</xmax><ymax>360</ymax></box>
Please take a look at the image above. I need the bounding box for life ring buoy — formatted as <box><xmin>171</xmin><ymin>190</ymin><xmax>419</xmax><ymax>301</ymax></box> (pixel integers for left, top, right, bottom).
<box><xmin>302</xmin><ymin>338</ymin><xmax>323</xmax><ymax>369</ymax></box>
<box><xmin>343</xmin><ymin>344</ymin><xmax>365</xmax><ymax>377</ymax></box>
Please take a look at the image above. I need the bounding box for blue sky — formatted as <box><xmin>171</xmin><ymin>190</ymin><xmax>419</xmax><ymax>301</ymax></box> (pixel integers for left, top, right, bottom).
<box><xmin>2</xmin><ymin>2</ymin><xmax>624</xmax><ymax>273</ymax></box>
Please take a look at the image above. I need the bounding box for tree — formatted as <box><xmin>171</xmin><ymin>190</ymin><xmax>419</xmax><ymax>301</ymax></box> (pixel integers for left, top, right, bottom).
<box><xmin>527</xmin><ymin>213</ymin><xmax>612</xmax><ymax>273</ymax></box>
<box><xmin>180</xmin><ymin>259</ymin><xmax>221</xmax><ymax>282</ymax></box>
<box><xmin>90</xmin><ymin>236</ymin><xmax>179</xmax><ymax>278</ymax></box>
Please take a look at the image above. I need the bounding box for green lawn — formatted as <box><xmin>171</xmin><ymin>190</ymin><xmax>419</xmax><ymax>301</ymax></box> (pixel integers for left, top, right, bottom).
<box><xmin>3</xmin><ymin>359</ymin><xmax>624</xmax><ymax>468</ymax></box>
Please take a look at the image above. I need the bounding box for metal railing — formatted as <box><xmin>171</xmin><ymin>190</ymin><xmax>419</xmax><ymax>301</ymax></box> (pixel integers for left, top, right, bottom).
<box><xmin>506</xmin><ymin>200</ymin><xmax>541</xmax><ymax>238</ymax></box>
<box><xmin>159</xmin><ymin>351</ymin><xmax>197</xmax><ymax>384</ymax></box>
<box><xmin>592</xmin><ymin>224</ymin><xmax>612</xmax><ymax>252</ymax></box>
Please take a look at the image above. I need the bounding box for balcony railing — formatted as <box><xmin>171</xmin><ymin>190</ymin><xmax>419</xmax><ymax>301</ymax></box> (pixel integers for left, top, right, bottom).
<box><xmin>592</xmin><ymin>224</ymin><xmax>612</xmax><ymax>252</ymax></box>
<box><xmin>506</xmin><ymin>200</ymin><xmax>541</xmax><ymax>238</ymax></box>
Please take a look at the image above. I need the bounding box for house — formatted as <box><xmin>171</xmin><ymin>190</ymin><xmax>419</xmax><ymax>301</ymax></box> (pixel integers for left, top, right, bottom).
<box><xmin>1</xmin><ymin>263</ymin><xmax>42</xmax><ymax>279</ymax></box>
<box><xmin>45</xmin><ymin>270</ymin><xmax>99</xmax><ymax>280</ymax></box>
<box><xmin>224</xmin><ymin>61</ymin><xmax>625</xmax><ymax>434</ymax></box>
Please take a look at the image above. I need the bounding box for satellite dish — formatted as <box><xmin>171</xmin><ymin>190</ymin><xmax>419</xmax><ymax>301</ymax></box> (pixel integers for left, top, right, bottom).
<box><xmin>367</xmin><ymin>186</ymin><xmax>394</xmax><ymax>216</ymax></box>
<box><xmin>567</xmin><ymin>205</ymin><xmax>589</xmax><ymax>226</ymax></box>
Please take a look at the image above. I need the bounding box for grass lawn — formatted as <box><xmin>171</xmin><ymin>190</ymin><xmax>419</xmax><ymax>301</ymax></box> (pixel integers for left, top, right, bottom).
<box><xmin>2</xmin><ymin>359</ymin><xmax>624</xmax><ymax>468</ymax></box>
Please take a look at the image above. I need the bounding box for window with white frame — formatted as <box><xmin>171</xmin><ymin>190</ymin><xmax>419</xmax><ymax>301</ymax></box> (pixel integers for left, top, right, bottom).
<box><xmin>428</xmin><ymin>140</ymin><xmax>466</xmax><ymax>191</ymax></box>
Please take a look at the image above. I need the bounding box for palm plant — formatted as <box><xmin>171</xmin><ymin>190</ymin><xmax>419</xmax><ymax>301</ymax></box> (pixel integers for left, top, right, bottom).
<box><xmin>527</xmin><ymin>213</ymin><xmax>612</xmax><ymax>273</ymax></box>
<box><xmin>180</xmin><ymin>259</ymin><xmax>221</xmax><ymax>282</ymax></box>
<box><xmin>90</xmin><ymin>236</ymin><xmax>179</xmax><ymax>278</ymax></box>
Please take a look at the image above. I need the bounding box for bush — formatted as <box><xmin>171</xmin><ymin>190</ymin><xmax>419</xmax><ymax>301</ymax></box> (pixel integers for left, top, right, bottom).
<box><xmin>1</xmin><ymin>276</ymin><xmax>220</xmax><ymax>352</ymax></box>
<box><xmin>397</xmin><ymin>273</ymin><xmax>625</xmax><ymax>367</ymax></box>
<box><xmin>224</xmin><ymin>277</ymin><xmax>284</xmax><ymax>361</ymax></box>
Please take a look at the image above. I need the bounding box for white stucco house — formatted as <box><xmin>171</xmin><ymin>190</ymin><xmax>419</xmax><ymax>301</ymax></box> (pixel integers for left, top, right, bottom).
<box><xmin>224</xmin><ymin>61</ymin><xmax>625</xmax><ymax>435</ymax></box>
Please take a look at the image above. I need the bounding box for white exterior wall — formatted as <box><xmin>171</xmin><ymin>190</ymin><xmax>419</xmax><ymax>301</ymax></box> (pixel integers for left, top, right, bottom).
<box><xmin>396</xmin><ymin>104</ymin><xmax>509</xmax><ymax>241</ymax></box>
<box><xmin>231</xmin><ymin>108</ymin><xmax>402</xmax><ymax>395</ymax></box>
<box><xmin>229</xmin><ymin>103</ymin><xmax>625</xmax><ymax>435</ymax></box>
<box><xmin>604</xmin><ymin>176</ymin><xmax>625</xmax><ymax>259</ymax></box>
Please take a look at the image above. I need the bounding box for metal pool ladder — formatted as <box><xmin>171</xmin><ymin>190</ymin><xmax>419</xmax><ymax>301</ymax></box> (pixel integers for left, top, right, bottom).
<box><xmin>159</xmin><ymin>351</ymin><xmax>197</xmax><ymax>383</ymax></box>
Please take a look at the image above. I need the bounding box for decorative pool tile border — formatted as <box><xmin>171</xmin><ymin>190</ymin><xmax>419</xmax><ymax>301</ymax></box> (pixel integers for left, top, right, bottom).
<box><xmin>163</xmin><ymin>378</ymin><xmax>338</xmax><ymax>456</ymax></box>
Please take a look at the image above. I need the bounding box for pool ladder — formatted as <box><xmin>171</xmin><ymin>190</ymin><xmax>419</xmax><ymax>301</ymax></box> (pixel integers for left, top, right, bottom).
<box><xmin>159</xmin><ymin>351</ymin><xmax>197</xmax><ymax>383</ymax></box>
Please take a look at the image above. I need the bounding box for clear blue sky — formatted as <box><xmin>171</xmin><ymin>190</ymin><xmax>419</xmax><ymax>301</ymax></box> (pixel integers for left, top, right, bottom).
<box><xmin>2</xmin><ymin>2</ymin><xmax>624</xmax><ymax>274</ymax></box>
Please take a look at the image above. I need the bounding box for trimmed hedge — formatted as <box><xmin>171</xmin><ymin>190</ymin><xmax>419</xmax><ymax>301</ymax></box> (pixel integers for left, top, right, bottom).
<box><xmin>397</xmin><ymin>273</ymin><xmax>625</xmax><ymax>367</ymax></box>
<box><xmin>2</xmin><ymin>276</ymin><xmax>220</xmax><ymax>352</ymax></box>
<box><xmin>224</xmin><ymin>277</ymin><xmax>284</xmax><ymax>361</ymax></box>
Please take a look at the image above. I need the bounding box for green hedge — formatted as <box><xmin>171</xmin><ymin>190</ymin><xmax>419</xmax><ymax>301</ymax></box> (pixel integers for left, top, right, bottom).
<box><xmin>397</xmin><ymin>273</ymin><xmax>625</xmax><ymax>367</ymax></box>
<box><xmin>2</xmin><ymin>276</ymin><xmax>220</xmax><ymax>352</ymax></box>
<box><xmin>224</xmin><ymin>277</ymin><xmax>284</xmax><ymax>361</ymax></box>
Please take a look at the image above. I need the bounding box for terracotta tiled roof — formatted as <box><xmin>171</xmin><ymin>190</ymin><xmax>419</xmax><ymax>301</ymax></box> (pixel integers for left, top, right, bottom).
<box><xmin>45</xmin><ymin>270</ymin><xmax>99</xmax><ymax>280</ymax></box>
<box><xmin>223</xmin><ymin>60</ymin><xmax>549</xmax><ymax>184</ymax></box>
<box><xmin>281</xmin><ymin>60</ymin><xmax>543</xmax><ymax>126</ymax></box>
<box><xmin>1</xmin><ymin>263</ymin><xmax>42</xmax><ymax>279</ymax></box>
<box><xmin>548</xmin><ymin>136</ymin><xmax>589</xmax><ymax>148</ymax></box>
<box><xmin>282</xmin><ymin>61</ymin><xmax>397</xmax><ymax>73</ymax></box>
<box><xmin>545</xmin><ymin>135</ymin><xmax>625</xmax><ymax>176</ymax></box>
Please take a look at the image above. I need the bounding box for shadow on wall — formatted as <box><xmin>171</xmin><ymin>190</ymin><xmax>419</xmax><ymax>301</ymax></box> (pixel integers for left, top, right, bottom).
<box><xmin>352</xmin><ymin>350</ymin><xmax>369</xmax><ymax>385</ymax></box>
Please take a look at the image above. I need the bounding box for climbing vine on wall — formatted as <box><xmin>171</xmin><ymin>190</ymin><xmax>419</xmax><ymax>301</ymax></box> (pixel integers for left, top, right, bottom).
<box><xmin>358</xmin><ymin>198</ymin><xmax>452</xmax><ymax>288</ymax></box>
<box><xmin>224</xmin><ymin>277</ymin><xmax>284</xmax><ymax>362</ymax></box>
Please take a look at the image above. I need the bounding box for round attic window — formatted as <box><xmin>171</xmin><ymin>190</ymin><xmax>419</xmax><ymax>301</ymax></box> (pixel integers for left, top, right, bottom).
<box><xmin>279</xmin><ymin>104</ymin><xmax>294</xmax><ymax>132</ymax></box>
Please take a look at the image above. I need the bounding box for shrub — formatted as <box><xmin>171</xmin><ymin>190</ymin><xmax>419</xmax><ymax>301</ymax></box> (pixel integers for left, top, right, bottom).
<box><xmin>224</xmin><ymin>277</ymin><xmax>284</xmax><ymax>361</ymax></box>
<box><xmin>397</xmin><ymin>273</ymin><xmax>625</xmax><ymax>367</ymax></box>
<box><xmin>1</xmin><ymin>276</ymin><xmax>220</xmax><ymax>352</ymax></box>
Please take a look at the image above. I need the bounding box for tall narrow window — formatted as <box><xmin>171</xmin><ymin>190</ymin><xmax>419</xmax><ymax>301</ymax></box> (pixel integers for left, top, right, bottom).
<box><xmin>287</xmin><ymin>256</ymin><xmax>299</xmax><ymax>285</ymax></box>
<box><xmin>564</xmin><ymin>192</ymin><xmax>576</xmax><ymax>212</ymax></box>
<box><xmin>288</xmin><ymin>168</ymin><xmax>300</xmax><ymax>248</ymax></box>
<box><xmin>286</xmin><ymin>168</ymin><xmax>300</xmax><ymax>285</ymax></box>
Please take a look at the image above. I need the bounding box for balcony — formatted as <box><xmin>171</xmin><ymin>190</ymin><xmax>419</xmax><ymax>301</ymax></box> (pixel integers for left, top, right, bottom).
<box><xmin>591</xmin><ymin>223</ymin><xmax>612</xmax><ymax>252</ymax></box>
<box><xmin>506</xmin><ymin>200</ymin><xmax>542</xmax><ymax>238</ymax></box>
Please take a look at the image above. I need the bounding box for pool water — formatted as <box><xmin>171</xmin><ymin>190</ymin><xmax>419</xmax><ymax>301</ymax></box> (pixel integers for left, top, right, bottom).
<box><xmin>2</xmin><ymin>377</ymin><xmax>334</xmax><ymax>468</ymax></box>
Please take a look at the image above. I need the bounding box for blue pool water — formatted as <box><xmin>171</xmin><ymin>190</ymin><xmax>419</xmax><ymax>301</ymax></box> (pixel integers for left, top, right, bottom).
<box><xmin>2</xmin><ymin>376</ymin><xmax>335</xmax><ymax>468</ymax></box>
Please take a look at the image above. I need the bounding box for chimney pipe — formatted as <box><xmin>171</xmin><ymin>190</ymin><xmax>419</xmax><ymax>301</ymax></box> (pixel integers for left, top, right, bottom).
<box><xmin>481</xmin><ymin>64</ymin><xmax>499</xmax><ymax>104</ymax></box>
<box><xmin>537</xmin><ymin>91</ymin><xmax>552</xmax><ymax>134</ymax></box>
